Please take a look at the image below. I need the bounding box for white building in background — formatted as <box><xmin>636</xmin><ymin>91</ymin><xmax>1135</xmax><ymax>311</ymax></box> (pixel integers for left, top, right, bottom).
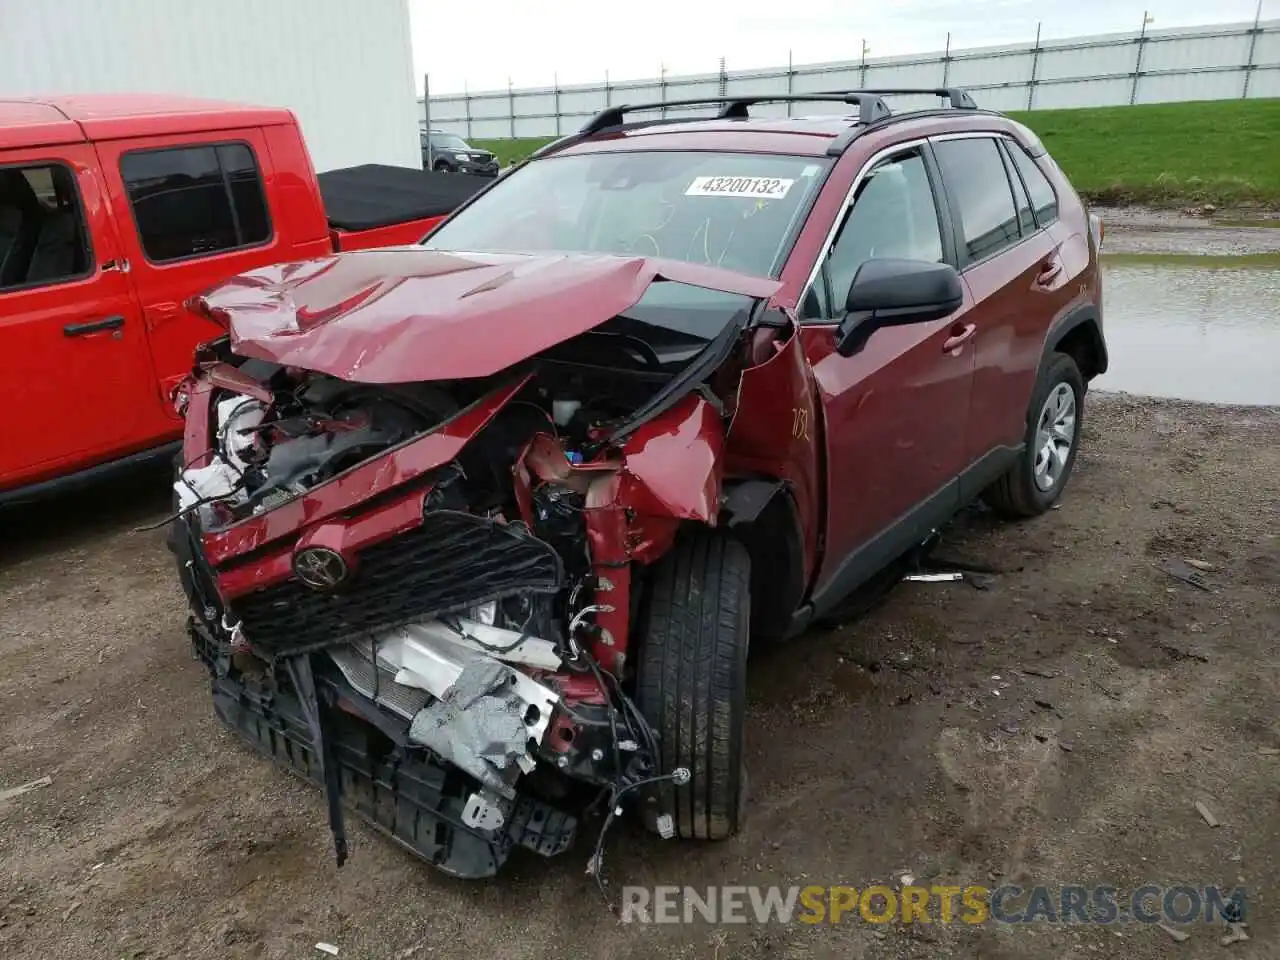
<box><xmin>0</xmin><ymin>0</ymin><xmax>421</xmax><ymax>172</ymax></box>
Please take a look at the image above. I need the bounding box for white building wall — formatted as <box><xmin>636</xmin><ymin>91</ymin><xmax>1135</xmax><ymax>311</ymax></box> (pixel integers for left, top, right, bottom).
<box><xmin>0</xmin><ymin>0</ymin><xmax>421</xmax><ymax>172</ymax></box>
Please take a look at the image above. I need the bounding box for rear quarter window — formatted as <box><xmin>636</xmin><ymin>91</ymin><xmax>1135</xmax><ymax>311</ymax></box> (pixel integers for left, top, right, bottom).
<box><xmin>1005</xmin><ymin>141</ymin><xmax>1060</xmax><ymax>227</ymax></box>
<box><xmin>120</xmin><ymin>143</ymin><xmax>271</xmax><ymax>263</ymax></box>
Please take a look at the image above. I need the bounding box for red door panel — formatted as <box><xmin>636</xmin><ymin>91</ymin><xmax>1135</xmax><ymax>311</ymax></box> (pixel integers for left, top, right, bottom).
<box><xmin>962</xmin><ymin>230</ymin><xmax>1062</xmax><ymax>460</ymax></box>
<box><xmin>778</xmin><ymin>141</ymin><xmax>976</xmax><ymax>597</ymax></box>
<box><xmin>92</xmin><ymin>128</ymin><xmax>286</xmax><ymax>406</ymax></box>
<box><xmin>801</xmin><ymin>301</ymin><xmax>975</xmax><ymax>594</ymax></box>
<box><xmin>0</xmin><ymin>146</ymin><xmax>153</xmax><ymax>489</ymax></box>
<box><xmin>956</xmin><ymin>135</ymin><xmax>1086</xmax><ymax>462</ymax></box>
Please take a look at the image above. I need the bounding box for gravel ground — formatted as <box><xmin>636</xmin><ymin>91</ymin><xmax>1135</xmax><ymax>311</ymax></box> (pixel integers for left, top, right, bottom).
<box><xmin>2</xmin><ymin>392</ymin><xmax>1278</xmax><ymax>960</ymax></box>
<box><xmin>1094</xmin><ymin>206</ymin><xmax>1280</xmax><ymax>257</ymax></box>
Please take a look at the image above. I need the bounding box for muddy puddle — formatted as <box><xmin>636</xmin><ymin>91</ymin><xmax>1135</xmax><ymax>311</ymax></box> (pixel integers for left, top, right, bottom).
<box><xmin>1094</xmin><ymin>257</ymin><xmax>1279</xmax><ymax>406</ymax></box>
<box><xmin>1088</xmin><ymin>213</ymin><xmax>1280</xmax><ymax>406</ymax></box>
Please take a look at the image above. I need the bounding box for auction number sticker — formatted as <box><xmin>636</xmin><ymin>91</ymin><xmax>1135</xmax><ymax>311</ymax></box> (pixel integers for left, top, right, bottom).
<box><xmin>685</xmin><ymin>176</ymin><xmax>794</xmax><ymax>199</ymax></box>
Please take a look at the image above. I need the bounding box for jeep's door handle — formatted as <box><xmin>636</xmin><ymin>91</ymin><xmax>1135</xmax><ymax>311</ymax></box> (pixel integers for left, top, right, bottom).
<box><xmin>1036</xmin><ymin>259</ymin><xmax>1064</xmax><ymax>285</ymax></box>
<box><xmin>942</xmin><ymin>323</ymin><xmax>977</xmax><ymax>352</ymax></box>
<box><xmin>64</xmin><ymin>315</ymin><xmax>125</xmax><ymax>336</ymax></box>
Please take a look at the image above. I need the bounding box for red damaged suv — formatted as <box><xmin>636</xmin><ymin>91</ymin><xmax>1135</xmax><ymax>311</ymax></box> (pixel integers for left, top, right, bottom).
<box><xmin>170</xmin><ymin>88</ymin><xmax>1106</xmax><ymax>880</ymax></box>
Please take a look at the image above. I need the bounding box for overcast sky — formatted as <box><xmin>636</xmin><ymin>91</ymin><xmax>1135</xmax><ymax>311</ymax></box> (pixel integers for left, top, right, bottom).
<box><xmin>408</xmin><ymin>0</ymin><xmax>1266</xmax><ymax>94</ymax></box>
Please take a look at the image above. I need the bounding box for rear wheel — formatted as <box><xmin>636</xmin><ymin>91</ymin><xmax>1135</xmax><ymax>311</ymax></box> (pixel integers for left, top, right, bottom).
<box><xmin>432</xmin><ymin>160</ymin><xmax>451</xmax><ymax>173</ymax></box>
<box><xmin>635</xmin><ymin>531</ymin><xmax>749</xmax><ymax>840</ymax></box>
<box><xmin>983</xmin><ymin>351</ymin><xmax>1085</xmax><ymax>518</ymax></box>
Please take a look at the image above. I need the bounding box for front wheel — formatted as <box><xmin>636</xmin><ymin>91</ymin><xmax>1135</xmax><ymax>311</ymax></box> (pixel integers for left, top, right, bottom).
<box><xmin>983</xmin><ymin>351</ymin><xmax>1085</xmax><ymax>518</ymax></box>
<box><xmin>635</xmin><ymin>531</ymin><xmax>750</xmax><ymax>840</ymax></box>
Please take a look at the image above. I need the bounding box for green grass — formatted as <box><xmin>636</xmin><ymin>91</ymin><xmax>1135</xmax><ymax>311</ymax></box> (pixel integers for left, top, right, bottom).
<box><xmin>472</xmin><ymin>137</ymin><xmax>555</xmax><ymax>166</ymax></box>
<box><xmin>1007</xmin><ymin>100</ymin><xmax>1280</xmax><ymax>208</ymax></box>
<box><xmin>474</xmin><ymin>98</ymin><xmax>1280</xmax><ymax>209</ymax></box>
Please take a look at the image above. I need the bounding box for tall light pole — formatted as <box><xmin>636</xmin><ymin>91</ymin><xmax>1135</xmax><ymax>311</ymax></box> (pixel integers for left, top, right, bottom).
<box><xmin>1130</xmin><ymin>11</ymin><xmax>1155</xmax><ymax>104</ymax></box>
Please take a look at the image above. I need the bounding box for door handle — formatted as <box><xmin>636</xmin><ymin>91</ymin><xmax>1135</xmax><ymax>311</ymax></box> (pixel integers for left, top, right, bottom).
<box><xmin>1036</xmin><ymin>259</ymin><xmax>1064</xmax><ymax>286</ymax></box>
<box><xmin>64</xmin><ymin>315</ymin><xmax>125</xmax><ymax>337</ymax></box>
<box><xmin>942</xmin><ymin>323</ymin><xmax>977</xmax><ymax>353</ymax></box>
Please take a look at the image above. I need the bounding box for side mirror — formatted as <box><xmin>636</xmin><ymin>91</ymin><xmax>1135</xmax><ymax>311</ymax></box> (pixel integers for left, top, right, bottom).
<box><xmin>836</xmin><ymin>258</ymin><xmax>964</xmax><ymax>357</ymax></box>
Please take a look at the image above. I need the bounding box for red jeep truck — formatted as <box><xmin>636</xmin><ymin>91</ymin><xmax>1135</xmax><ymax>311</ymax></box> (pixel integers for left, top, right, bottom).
<box><xmin>0</xmin><ymin>94</ymin><xmax>487</xmax><ymax>504</ymax></box>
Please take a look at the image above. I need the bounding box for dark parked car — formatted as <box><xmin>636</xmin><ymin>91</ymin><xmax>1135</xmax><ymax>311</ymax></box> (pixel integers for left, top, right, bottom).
<box><xmin>421</xmin><ymin>129</ymin><xmax>499</xmax><ymax>176</ymax></box>
<box><xmin>173</xmin><ymin>88</ymin><xmax>1106</xmax><ymax>882</ymax></box>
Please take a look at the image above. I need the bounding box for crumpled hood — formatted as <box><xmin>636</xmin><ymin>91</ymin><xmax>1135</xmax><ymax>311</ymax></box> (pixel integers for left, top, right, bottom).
<box><xmin>191</xmin><ymin>249</ymin><xmax>782</xmax><ymax>383</ymax></box>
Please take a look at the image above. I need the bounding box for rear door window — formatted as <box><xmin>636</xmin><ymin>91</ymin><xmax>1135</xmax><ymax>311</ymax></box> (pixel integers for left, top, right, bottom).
<box><xmin>120</xmin><ymin>143</ymin><xmax>270</xmax><ymax>263</ymax></box>
<box><xmin>933</xmin><ymin>138</ymin><xmax>1021</xmax><ymax>265</ymax></box>
<box><xmin>0</xmin><ymin>162</ymin><xmax>93</xmax><ymax>291</ymax></box>
<box><xmin>1004</xmin><ymin>141</ymin><xmax>1059</xmax><ymax>226</ymax></box>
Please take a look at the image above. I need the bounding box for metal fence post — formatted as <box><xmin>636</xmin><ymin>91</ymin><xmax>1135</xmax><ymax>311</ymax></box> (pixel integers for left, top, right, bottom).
<box><xmin>786</xmin><ymin>50</ymin><xmax>794</xmax><ymax>116</ymax></box>
<box><xmin>1130</xmin><ymin>11</ymin><xmax>1154</xmax><ymax>105</ymax></box>
<box><xmin>422</xmin><ymin>73</ymin><xmax>432</xmax><ymax>169</ymax></box>
<box><xmin>463</xmin><ymin>82</ymin><xmax>472</xmax><ymax>139</ymax></box>
<box><xmin>508</xmin><ymin>78</ymin><xmax>516</xmax><ymax>138</ymax></box>
<box><xmin>605</xmin><ymin>69</ymin><xmax>611</xmax><ymax>107</ymax></box>
<box><xmin>1026</xmin><ymin>23</ymin><xmax>1042</xmax><ymax>110</ymax></box>
<box><xmin>660</xmin><ymin>64</ymin><xmax>668</xmax><ymax>118</ymax></box>
<box><xmin>718</xmin><ymin>56</ymin><xmax>727</xmax><ymax>97</ymax></box>
<box><xmin>1242</xmin><ymin>0</ymin><xmax>1264</xmax><ymax>98</ymax></box>
<box><xmin>942</xmin><ymin>32</ymin><xmax>952</xmax><ymax>87</ymax></box>
<box><xmin>553</xmin><ymin>73</ymin><xmax>561</xmax><ymax>136</ymax></box>
<box><xmin>860</xmin><ymin>39</ymin><xmax>869</xmax><ymax>87</ymax></box>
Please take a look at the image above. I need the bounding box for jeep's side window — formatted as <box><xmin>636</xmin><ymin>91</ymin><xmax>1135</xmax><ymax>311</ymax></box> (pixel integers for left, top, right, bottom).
<box><xmin>1005</xmin><ymin>141</ymin><xmax>1059</xmax><ymax>227</ymax></box>
<box><xmin>121</xmin><ymin>143</ymin><xmax>270</xmax><ymax>263</ymax></box>
<box><xmin>933</xmin><ymin>138</ymin><xmax>1021</xmax><ymax>263</ymax></box>
<box><xmin>811</xmin><ymin>148</ymin><xmax>943</xmax><ymax>321</ymax></box>
<box><xmin>0</xmin><ymin>163</ymin><xmax>93</xmax><ymax>292</ymax></box>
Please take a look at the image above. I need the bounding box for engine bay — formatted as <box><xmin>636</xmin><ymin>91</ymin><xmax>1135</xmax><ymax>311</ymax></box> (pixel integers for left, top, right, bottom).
<box><xmin>176</xmin><ymin>314</ymin><xmax>723</xmax><ymax>527</ymax></box>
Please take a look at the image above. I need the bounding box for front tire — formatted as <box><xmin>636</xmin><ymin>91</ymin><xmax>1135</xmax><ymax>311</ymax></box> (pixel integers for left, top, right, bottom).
<box><xmin>635</xmin><ymin>531</ymin><xmax>750</xmax><ymax>840</ymax></box>
<box><xmin>983</xmin><ymin>351</ymin><xmax>1085</xmax><ymax>518</ymax></box>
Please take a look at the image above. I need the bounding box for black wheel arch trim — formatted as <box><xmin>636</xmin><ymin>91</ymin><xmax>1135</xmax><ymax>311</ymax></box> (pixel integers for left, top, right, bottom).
<box><xmin>720</xmin><ymin>478</ymin><xmax>787</xmax><ymax>526</ymax></box>
<box><xmin>1044</xmin><ymin>303</ymin><xmax>1108</xmax><ymax>377</ymax></box>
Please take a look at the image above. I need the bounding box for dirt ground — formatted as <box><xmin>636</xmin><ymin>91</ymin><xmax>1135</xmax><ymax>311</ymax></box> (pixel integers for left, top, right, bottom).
<box><xmin>1093</xmin><ymin>205</ymin><xmax>1280</xmax><ymax>257</ymax></box>
<box><xmin>2</xmin><ymin>391</ymin><xmax>1278</xmax><ymax>960</ymax></box>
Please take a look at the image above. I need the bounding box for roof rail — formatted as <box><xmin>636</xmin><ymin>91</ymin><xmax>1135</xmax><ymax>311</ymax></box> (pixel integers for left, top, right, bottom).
<box><xmin>823</xmin><ymin>103</ymin><xmax>992</xmax><ymax>157</ymax></box>
<box><xmin>579</xmin><ymin>93</ymin><xmax>890</xmax><ymax>136</ymax></box>
<box><xmin>859</xmin><ymin>87</ymin><xmax>978</xmax><ymax>110</ymax></box>
<box><xmin>577</xmin><ymin>87</ymin><xmax>977</xmax><ymax>137</ymax></box>
<box><xmin>525</xmin><ymin>87</ymin><xmax>980</xmax><ymax>162</ymax></box>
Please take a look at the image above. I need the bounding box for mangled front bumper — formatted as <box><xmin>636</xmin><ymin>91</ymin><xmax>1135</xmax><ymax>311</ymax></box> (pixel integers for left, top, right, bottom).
<box><xmin>173</xmin><ymin>504</ymin><xmax>586</xmax><ymax>878</ymax></box>
<box><xmin>192</xmin><ymin>618</ymin><xmax>577</xmax><ymax>879</ymax></box>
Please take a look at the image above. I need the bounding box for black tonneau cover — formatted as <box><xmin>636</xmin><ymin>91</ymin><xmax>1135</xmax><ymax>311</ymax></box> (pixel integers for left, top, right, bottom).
<box><xmin>317</xmin><ymin>163</ymin><xmax>491</xmax><ymax>232</ymax></box>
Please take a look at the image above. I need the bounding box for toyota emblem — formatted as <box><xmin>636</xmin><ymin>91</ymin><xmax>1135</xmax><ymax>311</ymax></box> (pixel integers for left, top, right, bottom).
<box><xmin>293</xmin><ymin>547</ymin><xmax>348</xmax><ymax>590</ymax></box>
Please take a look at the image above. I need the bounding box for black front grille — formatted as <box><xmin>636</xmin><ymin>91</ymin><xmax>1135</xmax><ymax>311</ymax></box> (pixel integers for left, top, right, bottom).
<box><xmin>230</xmin><ymin>509</ymin><xmax>563</xmax><ymax>657</ymax></box>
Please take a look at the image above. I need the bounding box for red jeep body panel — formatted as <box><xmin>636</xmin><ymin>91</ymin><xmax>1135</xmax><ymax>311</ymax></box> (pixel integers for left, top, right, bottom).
<box><xmin>328</xmin><ymin>218</ymin><xmax>447</xmax><ymax>252</ymax></box>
